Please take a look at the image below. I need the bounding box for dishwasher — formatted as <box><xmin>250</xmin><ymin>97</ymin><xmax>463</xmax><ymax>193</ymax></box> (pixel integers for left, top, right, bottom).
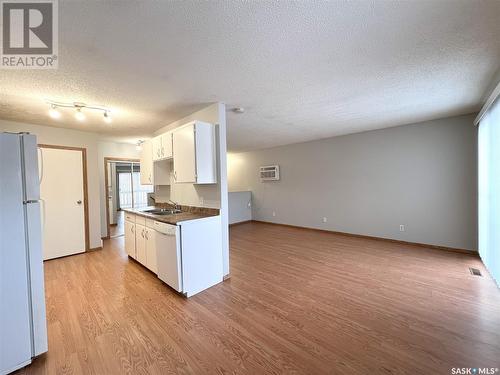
<box><xmin>154</xmin><ymin>221</ymin><xmax>182</xmax><ymax>292</ymax></box>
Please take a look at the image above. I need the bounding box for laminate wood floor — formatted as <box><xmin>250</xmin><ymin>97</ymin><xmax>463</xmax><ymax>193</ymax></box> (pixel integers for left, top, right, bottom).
<box><xmin>17</xmin><ymin>222</ymin><xmax>500</xmax><ymax>375</ymax></box>
<box><xmin>109</xmin><ymin>211</ymin><xmax>124</xmax><ymax>238</ymax></box>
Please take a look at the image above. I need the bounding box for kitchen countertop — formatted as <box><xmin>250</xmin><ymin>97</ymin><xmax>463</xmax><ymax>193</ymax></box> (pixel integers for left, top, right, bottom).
<box><xmin>123</xmin><ymin>206</ymin><xmax>219</xmax><ymax>225</ymax></box>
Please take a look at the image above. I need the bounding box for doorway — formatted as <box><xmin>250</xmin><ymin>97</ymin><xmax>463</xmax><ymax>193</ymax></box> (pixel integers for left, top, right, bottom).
<box><xmin>104</xmin><ymin>158</ymin><xmax>153</xmax><ymax>239</ymax></box>
<box><xmin>39</xmin><ymin>144</ymin><xmax>89</xmax><ymax>260</ymax></box>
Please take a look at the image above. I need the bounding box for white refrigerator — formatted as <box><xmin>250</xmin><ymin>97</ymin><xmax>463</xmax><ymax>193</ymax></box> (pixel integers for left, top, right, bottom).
<box><xmin>0</xmin><ymin>133</ymin><xmax>48</xmax><ymax>374</ymax></box>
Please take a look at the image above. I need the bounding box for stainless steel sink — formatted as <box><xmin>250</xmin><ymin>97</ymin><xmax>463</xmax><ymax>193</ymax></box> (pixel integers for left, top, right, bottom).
<box><xmin>144</xmin><ymin>208</ymin><xmax>181</xmax><ymax>215</ymax></box>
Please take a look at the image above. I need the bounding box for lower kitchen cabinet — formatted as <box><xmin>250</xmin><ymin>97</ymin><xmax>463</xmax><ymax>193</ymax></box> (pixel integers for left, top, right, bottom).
<box><xmin>156</xmin><ymin>215</ymin><xmax>223</xmax><ymax>297</ymax></box>
<box><xmin>124</xmin><ymin>212</ymin><xmax>223</xmax><ymax>296</ymax></box>
<box><xmin>136</xmin><ymin>224</ymin><xmax>147</xmax><ymax>265</ymax></box>
<box><xmin>124</xmin><ymin>215</ymin><xmax>158</xmax><ymax>274</ymax></box>
<box><xmin>124</xmin><ymin>220</ymin><xmax>136</xmax><ymax>258</ymax></box>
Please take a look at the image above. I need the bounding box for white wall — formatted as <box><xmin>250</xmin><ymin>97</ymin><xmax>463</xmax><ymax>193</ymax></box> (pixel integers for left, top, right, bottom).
<box><xmin>0</xmin><ymin>120</ymin><xmax>103</xmax><ymax>249</ymax></box>
<box><xmin>97</xmin><ymin>142</ymin><xmax>140</xmax><ymax>237</ymax></box>
<box><xmin>228</xmin><ymin>114</ymin><xmax>478</xmax><ymax>251</ymax></box>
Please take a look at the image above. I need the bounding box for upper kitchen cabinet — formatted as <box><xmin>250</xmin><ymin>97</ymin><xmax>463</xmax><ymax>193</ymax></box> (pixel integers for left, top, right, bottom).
<box><xmin>152</xmin><ymin>132</ymin><xmax>173</xmax><ymax>161</ymax></box>
<box><xmin>140</xmin><ymin>140</ymin><xmax>153</xmax><ymax>185</ymax></box>
<box><xmin>172</xmin><ymin>121</ymin><xmax>217</xmax><ymax>184</ymax></box>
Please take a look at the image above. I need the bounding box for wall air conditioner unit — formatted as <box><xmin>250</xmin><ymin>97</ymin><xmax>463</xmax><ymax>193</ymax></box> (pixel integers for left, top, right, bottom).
<box><xmin>260</xmin><ymin>165</ymin><xmax>280</xmax><ymax>181</ymax></box>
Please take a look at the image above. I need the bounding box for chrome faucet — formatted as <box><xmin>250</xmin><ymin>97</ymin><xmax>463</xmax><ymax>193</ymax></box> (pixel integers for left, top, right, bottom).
<box><xmin>168</xmin><ymin>199</ymin><xmax>180</xmax><ymax>211</ymax></box>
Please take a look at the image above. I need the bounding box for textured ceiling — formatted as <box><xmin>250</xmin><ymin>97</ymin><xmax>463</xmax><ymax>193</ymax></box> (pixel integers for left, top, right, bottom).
<box><xmin>0</xmin><ymin>1</ymin><xmax>499</xmax><ymax>150</ymax></box>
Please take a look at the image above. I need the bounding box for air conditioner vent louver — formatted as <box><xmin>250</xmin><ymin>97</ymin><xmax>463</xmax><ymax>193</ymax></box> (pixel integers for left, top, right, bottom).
<box><xmin>260</xmin><ymin>165</ymin><xmax>280</xmax><ymax>181</ymax></box>
<box><xmin>469</xmin><ymin>267</ymin><xmax>482</xmax><ymax>276</ymax></box>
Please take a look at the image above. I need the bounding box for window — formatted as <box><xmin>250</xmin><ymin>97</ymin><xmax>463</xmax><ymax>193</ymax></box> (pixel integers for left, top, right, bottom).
<box><xmin>478</xmin><ymin>96</ymin><xmax>500</xmax><ymax>285</ymax></box>
<box><xmin>132</xmin><ymin>171</ymin><xmax>153</xmax><ymax>208</ymax></box>
<box><xmin>117</xmin><ymin>163</ymin><xmax>153</xmax><ymax>209</ymax></box>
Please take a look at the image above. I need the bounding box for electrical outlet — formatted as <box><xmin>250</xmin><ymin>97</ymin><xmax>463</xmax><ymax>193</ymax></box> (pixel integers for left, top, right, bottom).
<box><xmin>399</xmin><ymin>224</ymin><xmax>405</xmax><ymax>232</ymax></box>
<box><xmin>272</xmin><ymin>211</ymin><xmax>276</xmax><ymax>217</ymax></box>
<box><xmin>322</xmin><ymin>217</ymin><xmax>328</xmax><ymax>223</ymax></box>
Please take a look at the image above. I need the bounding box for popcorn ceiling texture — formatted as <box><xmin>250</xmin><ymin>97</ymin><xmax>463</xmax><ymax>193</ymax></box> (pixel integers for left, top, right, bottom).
<box><xmin>0</xmin><ymin>0</ymin><xmax>499</xmax><ymax>150</ymax></box>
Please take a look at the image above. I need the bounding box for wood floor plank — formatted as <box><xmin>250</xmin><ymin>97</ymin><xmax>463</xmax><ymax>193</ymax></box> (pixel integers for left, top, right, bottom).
<box><xmin>16</xmin><ymin>222</ymin><xmax>500</xmax><ymax>375</ymax></box>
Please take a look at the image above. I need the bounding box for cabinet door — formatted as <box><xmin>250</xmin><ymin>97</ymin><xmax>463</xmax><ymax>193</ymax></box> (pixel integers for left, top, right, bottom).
<box><xmin>193</xmin><ymin>122</ymin><xmax>216</xmax><ymax>184</ymax></box>
<box><xmin>145</xmin><ymin>229</ymin><xmax>157</xmax><ymax>273</ymax></box>
<box><xmin>124</xmin><ymin>221</ymin><xmax>136</xmax><ymax>258</ymax></box>
<box><xmin>152</xmin><ymin>136</ymin><xmax>162</xmax><ymax>161</ymax></box>
<box><xmin>140</xmin><ymin>140</ymin><xmax>153</xmax><ymax>185</ymax></box>
<box><xmin>161</xmin><ymin>132</ymin><xmax>173</xmax><ymax>159</ymax></box>
<box><xmin>136</xmin><ymin>224</ymin><xmax>147</xmax><ymax>265</ymax></box>
<box><xmin>172</xmin><ymin>123</ymin><xmax>196</xmax><ymax>183</ymax></box>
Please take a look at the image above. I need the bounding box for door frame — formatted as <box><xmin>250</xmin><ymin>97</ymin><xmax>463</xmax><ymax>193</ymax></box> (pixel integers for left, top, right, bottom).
<box><xmin>38</xmin><ymin>144</ymin><xmax>90</xmax><ymax>252</ymax></box>
<box><xmin>103</xmin><ymin>157</ymin><xmax>140</xmax><ymax>240</ymax></box>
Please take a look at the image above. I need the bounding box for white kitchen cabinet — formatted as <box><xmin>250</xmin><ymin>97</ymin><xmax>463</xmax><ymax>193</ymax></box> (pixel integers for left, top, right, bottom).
<box><xmin>136</xmin><ymin>224</ymin><xmax>147</xmax><ymax>265</ymax></box>
<box><xmin>124</xmin><ymin>220</ymin><xmax>136</xmax><ymax>259</ymax></box>
<box><xmin>152</xmin><ymin>132</ymin><xmax>173</xmax><ymax>161</ymax></box>
<box><xmin>156</xmin><ymin>216</ymin><xmax>222</xmax><ymax>297</ymax></box>
<box><xmin>125</xmin><ymin>215</ymin><xmax>157</xmax><ymax>273</ymax></box>
<box><xmin>152</xmin><ymin>136</ymin><xmax>162</xmax><ymax>162</ymax></box>
<box><xmin>161</xmin><ymin>132</ymin><xmax>173</xmax><ymax>159</ymax></box>
<box><xmin>145</xmin><ymin>226</ymin><xmax>157</xmax><ymax>273</ymax></box>
<box><xmin>140</xmin><ymin>140</ymin><xmax>153</xmax><ymax>185</ymax></box>
<box><xmin>172</xmin><ymin>121</ymin><xmax>216</xmax><ymax>184</ymax></box>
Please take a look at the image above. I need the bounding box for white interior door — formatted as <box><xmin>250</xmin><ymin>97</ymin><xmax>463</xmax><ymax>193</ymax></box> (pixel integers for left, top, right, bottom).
<box><xmin>40</xmin><ymin>147</ymin><xmax>86</xmax><ymax>260</ymax></box>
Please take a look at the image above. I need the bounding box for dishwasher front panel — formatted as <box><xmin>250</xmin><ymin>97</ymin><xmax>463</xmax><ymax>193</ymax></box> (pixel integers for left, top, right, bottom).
<box><xmin>155</xmin><ymin>222</ymin><xmax>182</xmax><ymax>292</ymax></box>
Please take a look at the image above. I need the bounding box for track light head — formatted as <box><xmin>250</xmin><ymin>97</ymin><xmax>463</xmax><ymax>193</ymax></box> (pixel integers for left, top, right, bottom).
<box><xmin>48</xmin><ymin>104</ymin><xmax>61</xmax><ymax>119</ymax></box>
<box><xmin>103</xmin><ymin>111</ymin><xmax>112</xmax><ymax>124</ymax></box>
<box><xmin>75</xmin><ymin>107</ymin><xmax>85</xmax><ymax>121</ymax></box>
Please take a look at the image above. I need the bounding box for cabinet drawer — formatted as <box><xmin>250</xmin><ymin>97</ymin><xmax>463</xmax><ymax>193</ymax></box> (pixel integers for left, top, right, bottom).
<box><xmin>125</xmin><ymin>212</ymin><xmax>135</xmax><ymax>222</ymax></box>
<box><xmin>135</xmin><ymin>215</ymin><xmax>146</xmax><ymax>226</ymax></box>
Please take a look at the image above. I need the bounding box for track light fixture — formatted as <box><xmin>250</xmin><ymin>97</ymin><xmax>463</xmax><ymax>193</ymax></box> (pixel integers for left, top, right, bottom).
<box><xmin>136</xmin><ymin>140</ymin><xmax>144</xmax><ymax>151</ymax></box>
<box><xmin>75</xmin><ymin>107</ymin><xmax>85</xmax><ymax>121</ymax></box>
<box><xmin>48</xmin><ymin>104</ymin><xmax>61</xmax><ymax>119</ymax></box>
<box><xmin>103</xmin><ymin>111</ymin><xmax>112</xmax><ymax>124</ymax></box>
<box><xmin>46</xmin><ymin>100</ymin><xmax>111</xmax><ymax>123</ymax></box>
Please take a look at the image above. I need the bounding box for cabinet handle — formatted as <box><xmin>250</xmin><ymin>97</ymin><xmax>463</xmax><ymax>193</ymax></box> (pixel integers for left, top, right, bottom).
<box><xmin>157</xmin><ymin>149</ymin><xmax>160</xmax><ymax>157</ymax></box>
<box><xmin>148</xmin><ymin>173</ymin><xmax>151</xmax><ymax>182</ymax></box>
<box><xmin>141</xmin><ymin>228</ymin><xmax>145</xmax><ymax>238</ymax></box>
<box><xmin>131</xmin><ymin>226</ymin><xmax>134</xmax><ymax>233</ymax></box>
<box><xmin>145</xmin><ymin>230</ymin><xmax>149</xmax><ymax>240</ymax></box>
<box><xmin>161</xmin><ymin>146</ymin><xmax>164</xmax><ymax>156</ymax></box>
<box><xmin>174</xmin><ymin>171</ymin><xmax>177</xmax><ymax>181</ymax></box>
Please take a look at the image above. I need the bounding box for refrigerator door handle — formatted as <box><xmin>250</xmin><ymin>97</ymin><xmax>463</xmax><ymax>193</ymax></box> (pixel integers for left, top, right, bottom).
<box><xmin>38</xmin><ymin>147</ymin><xmax>44</xmax><ymax>184</ymax></box>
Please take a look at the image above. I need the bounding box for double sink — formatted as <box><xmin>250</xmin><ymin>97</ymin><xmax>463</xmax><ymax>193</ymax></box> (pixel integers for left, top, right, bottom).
<box><xmin>144</xmin><ymin>208</ymin><xmax>182</xmax><ymax>216</ymax></box>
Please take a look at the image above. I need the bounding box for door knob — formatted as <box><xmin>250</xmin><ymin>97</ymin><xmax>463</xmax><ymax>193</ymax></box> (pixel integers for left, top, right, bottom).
<box><xmin>77</xmin><ymin>200</ymin><xmax>82</xmax><ymax>205</ymax></box>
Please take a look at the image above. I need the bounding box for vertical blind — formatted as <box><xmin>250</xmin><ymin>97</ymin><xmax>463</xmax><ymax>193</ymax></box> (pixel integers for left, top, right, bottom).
<box><xmin>478</xmin><ymin>96</ymin><xmax>500</xmax><ymax>285</ymax></box>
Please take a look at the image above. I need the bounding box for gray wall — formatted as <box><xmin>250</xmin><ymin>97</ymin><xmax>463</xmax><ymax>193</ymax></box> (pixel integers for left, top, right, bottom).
<box><xmin>228</xmin><ymin>191</ymin><xmax>252</xmax><ymax>224</ymax></box>
<box><xmin>228</xmin><ymin>114</ymin><xmax>478</xmax><ymax>251</ymax></box>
